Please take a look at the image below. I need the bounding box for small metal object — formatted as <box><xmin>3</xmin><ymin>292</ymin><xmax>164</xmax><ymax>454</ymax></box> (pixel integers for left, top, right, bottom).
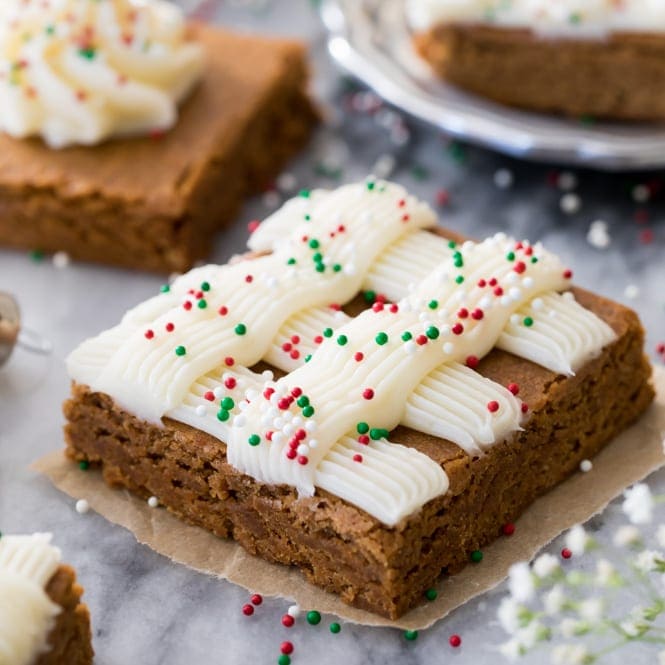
<box><xmin>0</xmin><ymin>292</ymin><xmax>52</xmax><ymax>367</ymax></box>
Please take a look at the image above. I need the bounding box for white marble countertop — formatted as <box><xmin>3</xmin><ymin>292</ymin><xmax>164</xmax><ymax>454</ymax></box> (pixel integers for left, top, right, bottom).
<box><xmin>1</xmin><ymin>2</ymin><xmax>664</xmax><ymax>664</ymax></box>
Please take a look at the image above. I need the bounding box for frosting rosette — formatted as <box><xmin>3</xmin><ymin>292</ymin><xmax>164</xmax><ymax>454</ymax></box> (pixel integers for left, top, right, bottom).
<box><xmin>0</xmin><ymin>0</ymin><xmax>205</xmax><ymax>148</ymax></box>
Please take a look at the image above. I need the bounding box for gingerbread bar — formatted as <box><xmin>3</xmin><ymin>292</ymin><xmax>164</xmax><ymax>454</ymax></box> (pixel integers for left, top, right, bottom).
<box><xmin>0</xmin><ymin>1</ymin><xmax>317</xmax><ymax>272</ymax></box>
<box><xmin>409</xmin><ymin>0</ymin><xmax>665</xmax><ymax>120</ymax></box>
<box><xmin>63</xmin><ymin>180</ymin><xmax>654</xmax><ymax>618</ymax></box>
<box><xmin>0</xmin><ymin>533</ymin><xmax>93</xmax><ymax>664</ymax></box>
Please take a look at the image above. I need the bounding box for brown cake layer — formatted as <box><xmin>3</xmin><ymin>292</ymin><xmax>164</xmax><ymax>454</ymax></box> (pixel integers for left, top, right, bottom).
<box><xmin>38</xmin><ymin>564</ymin><xmax>93</xmax><ymax>665</ymax></box>
<box><xmin>63</xmin><ymin>257</ymin><xmax>654</xmax><ymax>619</ymax></box>
<box><xmin>0</xmin><ymin>25</ymin><xmax>318</xmax><ymax>272</ymax></box>
<box><xmin>415</xmin><ymin>24</ymin><xmax>665</xmax><ymax>120</ymax></box>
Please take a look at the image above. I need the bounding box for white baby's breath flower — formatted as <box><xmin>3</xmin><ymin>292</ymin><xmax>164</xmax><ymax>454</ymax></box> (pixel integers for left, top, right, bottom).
<box><xmin>635</xmin><ymin>550</ymin><xmax>664</xmax><ymax>574</ymax></box>
<box><xmin>595</xmin><ymin>559</ymin><xmax>619</xmax><ymax>587</ymax></box>
<box><xmin>620</xmin><ymin>618</ymin><xmax>647</xmax><ymax>637</ymax></box>
<box><xmin>497</xmin><ymin>596</ymin><xmax>523</xmax><ymax>634</ymax></box>
<box><xmin>622</xmin><ymin>483</ymin><xmax>654</xmax><ymax>525</ymax></box>
<box><xmin>566</xmin><ymin>525</ymin><xmax>589</xmax><ymax>556</ymax></box>
<box><xmin>499</xmin><ymin>638</ymin><xmax>524</xmax><ymax>661</ymax></box>
<box><xmin>613</xmin><ymin>525</ymin><xmax>642</xmax><ymax>547</ymax></box>
<box><xmin>544</xmin><ymin>585</ymin><xmax>566</xmax><ymax>616</ymax></box>
<box><xmin>559</xmin><ymin>618</ymin><xmax>589</xmax><ymax>638</ymax></box>
<box><xmin>508</xmin><ymin>562</ymin><xmax>535</xmax><ymax>602</ymax></box>
<box><xmin>657</xmin><ymin>525</ymin><xmax>665</xmax><ymax>548</ymax></box>
<box><xmin>551</xmin><ymin>644</ymin><xmax>592</xmax><ymax>665</ymax></box>
<box><xmin>515</xmin><ymin>620</ymin><xmax>549</xmax><ymax>649</ymax></box>
<box><xmin>578</xmin><ymin>598</ymin><xmax>604</xmax><ymax>624</ymax></box>
<box><xmin>533</xmin><ymin>553</ymin><xmax>560</xmax><ymax>579</ymax></box>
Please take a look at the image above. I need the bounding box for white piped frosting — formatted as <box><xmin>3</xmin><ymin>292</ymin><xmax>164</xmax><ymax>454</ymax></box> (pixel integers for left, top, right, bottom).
<box><xmin>67</xmin><ymin>179</ymin><xmax>617</xmax><ymax>526</ymax></box>
<box><xmin>407</xmin><ymin>0</ymin><xmax>665</xmax><ymax>37</ymax></box>
<box><xmin>0</xmin><ymin>534</ymin><xmax>62</xmax><ymax>665</ymax></box>
<box><xmin>0</xmin><ymin>0</ymin><xmax>204</xmax><ymax>148</ymax></box>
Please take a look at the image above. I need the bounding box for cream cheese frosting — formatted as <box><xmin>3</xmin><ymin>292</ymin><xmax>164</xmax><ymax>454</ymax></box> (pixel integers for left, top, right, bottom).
<box><xmin>0</xmin><ymin>0</ymin><xmax>204</xmax><ymax>148</ymax></box>
<box><xmin>67</xmin><ymin>179</ymin><xmax>617</xmax><ymax>525</ymax></box>
<box><xmin>0</xmin><ymin>534</ymin><xmax>62</xmax><ymax>665</ymax></box>
<box><xmin>406</xmin><ymin>0</ymin><xmax>665</xmax><ymax>37</ymax></box>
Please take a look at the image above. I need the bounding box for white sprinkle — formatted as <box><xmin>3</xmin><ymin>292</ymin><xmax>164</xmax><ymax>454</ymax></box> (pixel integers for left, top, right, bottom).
<box><xmin>276</xmin><ymin>172</ymin><xmax>297</xmax><ymax>193</ymax></box>
<box><xmin>283</xmin><ymin>424</ymin><xmax>295</xmax><ymax>437</ymax></box>
<box><xmin>557</xmin><ymin>171</ymin><xmax>578</xmax><ymax>191</ymax></box>
<box><xmin>262</xmin><ymin>370</ymin><xmax>274</xmax><ymax>381</ymax></box>
<box><xmin>510</xmin><ymin>314</ymin><xmax>521</xmax><ymax>325</ymax></box>
<box><xmin>493</xmin><ymin>168</ymin><xmax>514</xmax><ymax>189</ymax></box>
<box><xmin>506</xmin><ymin>272</ymin><xmax>519</xmax><ymax>285</ymax></box>
<box><xmin>509</xmin><ymin>287</ymin><xmax>522</xmax><ymax>301</ymax></box>
<box><xmin>624</xmin><ymin>284</ymin><xmax>640</xmax><ymax>299</ymax></box>
<box><xmin>305</xmin><ymin>421</ymin><xmax>317</xmax><ymax>432</ymax></box>
<box><xmin>272</xmin><ymin>432</ymin><xmax>284</xmax><ymax>446</ymax></box>
<box><xmin>586</xmin><ymin>220</ymin><xmax>611</xmax><ymax>249</ymax></box>
<box><xmin>52</xmin><ymin>251</ymin><xmax>70</xmax><ymax>269</ymax></box>
<box><xmin>195</xmin><ymin>405</ymin><xmax>206</xmax><ymax>417</ymax></box>
<box><xmin>309</xmin><ymin>439</ymin><xmax>318</xmax><ymax>449</ymax></box>
<box><xmin>147</xmin><ymin>496</ymin><xmax>159</xmax><ymax>508</ymax></box>
<box><xmin>75</xmin><ymin>499</ymin><xmax>89</xmax><ymax>514</ymax></box>
<box><xmin>523</xmin><ymin>277</ymin><xmax>534</xmax><ymax>289</ymax></box>
<box><xmin>579</xmin><ymin>459</ymin><xmax>593</xmax><ymax>472</ymax></box>
<box><xmin>233</xmin><ymin>415</ymin><xmax>246</xmax><ymax>427</ymax></box>
<box><xmin>404</xmin><ymin>340</ymin><xmax>416</xmax><ymax>355</ymax></box>
<box><xmin>532</xmin><ymin>297</ymin><xmax>544</xmax><ymax>310</ymax></box>
<box><xmin>560</xmin><ymin>193</ymin><xmax>581</xmax><ymax>215</ymax></box>
<box><xmin>213</xmin><ymin>386</ymin><xmax>224</xmax><ymax>399</ymax></box>
<box><xmin>500</xmin><ymin>296</ymin><xmax>512</xmax><ymax>307</ymax></box>
<box><xmin>443</xmin><ymin>342</ymin><xmax>454</xmax><ymax>354</ymax></box>
<box><xmin>291</xmin><ymin>416</ymin><xmax>303</xmax><ymax>427</ymax></box>
<box><xmin>238</xmin><ymin>401</ymin><xmax>248</xmax><ymax>412</ymax></box>
<box><xmin>287</xmin><ymin>604</ymin><xmax>301</xmax><ymax>618</ymax></box>
<box><xmin>372</xmin><ymin>153</ymin><xmax>396</xmax><ymax>179</ymax></box>
<box><xmin>296</xmin><ymin>444</ymin><xmax>309</xmax><ymax>456</ymax></box>
<box><xmin>632</xmin><ymin>184</ymin><xmax>650</xmax><ymax>203</ymax></box>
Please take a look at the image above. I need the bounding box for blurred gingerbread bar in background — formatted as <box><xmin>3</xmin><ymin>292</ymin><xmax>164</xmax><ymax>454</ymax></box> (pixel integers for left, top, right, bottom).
<box><xmin>0</xmin><ymin>0</ymin><xmax>318</xmax><ymax>272</ymax></box>
<box><xmin>0</xmin><ymin>533</ymin><xmax>93</xmax><ymax>665</ymax></box>
<box><xmin>408</xmin><ymin>0</ymin><xmax>665</xmax><ymax>120</ymax></box>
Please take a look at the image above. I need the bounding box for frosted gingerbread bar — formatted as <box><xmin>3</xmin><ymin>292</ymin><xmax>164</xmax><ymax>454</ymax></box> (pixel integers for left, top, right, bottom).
<box><xmin>0</xmin><ymin>533</ymin><xmax>93</xmax><ymax>664</ymax></box>
<box><xmin>409</xmin><ymin>0</ymin><xmax>665</xmax><ymax>120</ymax></box>
<box><xmin>63</xmin><ymin>179</ymin><xmax>654</xmax><ymax>618</ymax></box>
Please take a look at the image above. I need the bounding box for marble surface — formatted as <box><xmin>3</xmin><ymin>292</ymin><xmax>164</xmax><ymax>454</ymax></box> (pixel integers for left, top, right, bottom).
<box><xmin>1</xmin><ymin>2</ymin><xmax>665</xmax><ymax>663</ymax></box>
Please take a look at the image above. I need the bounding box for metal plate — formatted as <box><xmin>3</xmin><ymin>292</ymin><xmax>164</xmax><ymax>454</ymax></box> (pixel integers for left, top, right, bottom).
<box><xmin>320</xmin><ymin>0</ymin><xmax>665</xmax><ymax>171</ymax></box>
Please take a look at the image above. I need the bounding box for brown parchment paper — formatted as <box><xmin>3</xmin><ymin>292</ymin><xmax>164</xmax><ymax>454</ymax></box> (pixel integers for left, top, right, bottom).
<box><xmin>34</xmin><ymin>367</ymin><xmax>665</xmax><ymax>630</ymax></box>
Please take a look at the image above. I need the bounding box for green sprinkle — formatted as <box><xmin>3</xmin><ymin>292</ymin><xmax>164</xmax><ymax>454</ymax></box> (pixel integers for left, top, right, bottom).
<box><xmin>217</xmin><ymin>410</ymin><xmax>230</xmax><ymax>422</ymax></box>
<box><xmin>315</xmin><ymin>263</ymin><xmax>325</xmax><ymax>273</ymax></box>
<box><xmin>375</xmin><ymin>332</ymin><xmax>388</xmax><ymax>345</ymax></box>
<box><xmin>428</xmin><ymin>300</ymin><xmax>438</xmax><ymax>310</ymax></box>
<box><xmin>248</xmin><ymin>434</ymin><xmax>261</xmax><ymax>447</ymax></box>
<box><xmin>160</xmin><ymin>284</ymin><xmax>170</xmax><ymax>293</ymax></box>
<box><xmin>333</xmin><ymin>264</ymin><xmax>342</xmax><ymax>272</ymax></box>
<box><xmin>356</xmin><ymin>422</ymin><xmax>369</xmax><ymax>434</ymax></box>
<box><xmin>221</xmin><ymin>397</ymin><xmax>234</xmax><ymax>410</ymax></box>
<box><xmin>200</xmin><ymin>281</ymin><xmax>210</xmax><ymax>292</ymax></box>
<box><xmin>302</xmin><ymin>405</ymin><xmax>314</xmax><ymax>417</ymax></box>
<box><xmin>287</xmin><ymin>258</ymin><xmax>296</xmax><ymax>265</ymax></box>
<box><xmin>78</xmin><ymin>47</ymin><xmax>96</xmax><ymax>60</ymax></box>
<box><xmin>404</xmin><ymin>630</ymin><xmax>419</xmax><ymax>641</ymax></box>
<box><xmin>323</xmin><ymin>328</ymin><xmax>333</xmax><ymax>338</ymax></box>
<box><xmin>297</xmin><ymin>396</ymin><xmax>310</xmax><ymax>408</ymax></box>
<box><xmin>45</xmin><ymin>24</ymin><xmax>55</xmax><ymax>35</ymax></box>
<box><xmin>175</xmin><ymin>345</ymin><xmax>186</xmax><ymax>356</ymax></box>
<box><xmin>363</xmin><ymin>290</ymin><xmax>376</xmax><ymax>303</ymax></box>
<box><xmin>425</xmin><ymin>588</ymin><xmax>437</xmax><ymax>601</ymax></box>
<box><xmin>197</xmin><ymin>299</ymin><xmax>207</xmax><ymax>309</ymax></box>
<box><xmin>454</xmin><ymin>257</ymin><xmax>464</xmax><ymax>268</ymax></box>
<box><xmin>370</xmin><ymin>428</ymin><xmax>389</xmax><ymax>440</ymax></box>
<box><xmin>304</xmin><ymin>354</ymin><xmax>312</xmax><ymax>363</ymax></box>
<box><xmin>306</xmin><ymin>610</ymin><xmax>322</xmax><ymax>625</ymax></box>
<box><xmin>29</xmin><ymin>249</ymin><xmax>44</xmax><ymax>262</ymax></box>
<box><xmin>337</xmin><ymin>335</ymin><xmax>348</xmax><ymax>346</ymax></box>
<box><xmin>304</xmin><ymin>214</ymin><xmax>311</xmax><ymax>222</ymax></box>
<box><xmin>506</xmin><ymin>251</ymin><xmax>516</xmax><ymax>261</ymax></box>
<box><xmin>309</xmin><ymin>238</ymin><xmax>320</xmax><ymax>249</ymax></box>
<box><xmin>312</xmin><ymin>252</ymin><xmax>323</xmax><ymax>262</ymax></box>
<box><xmin>366</xmin><ymin>180</ymin><xmax>376</xmax><ymax>191</ymax></box>
<box><xmin>531</xmin><ymin>257</ymin><xmax>539</xmax><ymax>264</ymax></box>
<box><xmin>523</xmin><ymin>317</ymin><xmax>534</xmax><ymax>327</ymax></box>
<box><xmin>401</xmin><ymin>331</ymin><xmax>413</xmax><ymax>342</ymax></box>
<box><xmin>426</xmin><ymin>326</ymin><xmax>440</xmax><ymax>340</ymax></box>
<box><xmin>455</xmin><ymin>275</ymin><xmax>464</xmax><ymax>284</ymax></box>
<box><xmin>278</xmin><ymin>655</ymin><xmax>291</xmax><ymax>665</ymax></box>
<box><xmin>470</xmin><ymin>550</ymin><xmax>483</xmax><ymax>563</ymax></box>
<box><xmin>299</xmin><ymin>189</ymin><xmax>311</xmax><ymax>198</ymax></box>
<box><xmin>447</xmin><ymin>240</ymin><xmax>457</xmax><ymax>249</ymax></box>
<box><xmin>329</xmin><ymin>622</ymin><xmax>341</xmax><ymax>634</ymax></box>
<box><xmin>234</xmin><ymin>323</ymin><xmax>247</xmax><ymax>336</ymax></box>
<box><xmin>78</xmin><ymin>460</ymin><xmax>90</xmax><ymax>471</ymax></box>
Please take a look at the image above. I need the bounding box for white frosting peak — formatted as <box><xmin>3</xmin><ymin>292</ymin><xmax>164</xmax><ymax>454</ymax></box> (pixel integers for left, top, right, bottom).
<box><xmin>0</xmin><ymin>0</ymin><xmax>204</xmax><ymax>148</ymax></box>
<box><xmin>0</xmin><ymin>534</ymin><xmax>62</xmax><ymax>665</ymax></box>
<box><xmin>407</xmin><ymin>0</ymin><xmax>665</xmax><ymax>36</ymax></box>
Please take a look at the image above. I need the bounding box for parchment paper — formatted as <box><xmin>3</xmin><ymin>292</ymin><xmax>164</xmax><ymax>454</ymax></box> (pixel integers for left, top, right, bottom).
<box><xmin>34</xmin><ymin>367</ymin><xmax>665</xmax><ymax>630</ymax></box>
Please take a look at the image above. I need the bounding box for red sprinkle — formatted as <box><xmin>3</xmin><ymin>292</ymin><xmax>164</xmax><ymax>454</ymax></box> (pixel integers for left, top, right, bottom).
<box><xmin>452</xmin><ymin>323</ymin><xmax>464</xmax><ymax>335</ymax></box>
<box><xmin>204</xmin><ymin>391</ymin><xmax>215</xmax><ymax>402</ymax></box>
<box><xmin>493</xmin><ymin>286</ymin><xmax>504</xmax><ymax>296</ymax></box>
<box><xmin>224</xmin><ymin>356</ymin><xmax>235</xmax><ymax>367</ymax></box>
<box><xmin>563</xmin><ymin>269</ymin><xmax>573</xmax><ymax>279</ymax></box>
<box><xmin>372</xmin><ymin>302</ymin><xmax>384</xmax><ymax>312</ymax></box>
<box><xmin>477</xmin><ymin>279</ymin><xmax>487</xmax><ymax>287</ymax></box>
<box><xmin>144</xmin><ymin>329</ymin><xmax>154</xmax><ymax>340</ymax></box>
<box><xmin>282</xmin><ymin>614</ymin><xmax>295</xmax><ymax>628</ymax></box>
<box><xmin>354</xmin><ymin>352</ymin><xmax>364</xmax><ymax>362</ymax></box>
<box><xmin>416</xmin><ymin>335</ymin><xmax>428</xmax><ymax>346</ymax></box>
<box><xmin>466</xmin><ymin>355</ymin><xmax>479</xmax><ymax>369</ymax></box>
<box><xmin>247</xmin><ymin>220</ymin><xmax>260</xmax><ymax>233</ymax></box>
<box><xmin>457</xmin><ymin>308</ymin><xmax>469</xmax><ymax>319</ymax></box>
<box><xmin>436</xmin><ymin>189</ymin><xmax>450</xmax><ymax>206</ymax></box>
<box><xmin>353</xmin><ymin>454</ymin><xmax>363</xmax><ymax>463</ymax></box>
<box><xmin>165</xmin><ymin>322</ymin><xmax>175</xmax><ymax>332</ymax></box>
<box><xmin>358</xmin><ymin>435</ymin><xmax>369</xmax><ymax>445</ymax></box>
<box><xmin>245</xmin><ymin>274</ymin><xmax>253</xmax><ymax>283</ymax></box>
<box><xmin>502</xmin><ymin>523</ymin><xmax>516</xmax><ymax>536</ymax></box>
<box><xmin>290</xmin><ymin>350</ymin><xmax>300</xmax><ymax>360</ymax></box>
<box><xmin>286</xmin><ymin>449</ymin><xmax>297</xmax><ymax>460</ymax></box>
<box><xmin>507</xmin><ymin>383</ymin><xmax>520</xmax><ymax>396</ymax></box>
<box><xmin>487</xmin><ymin>401</ymin><xmax>499</xmax><ymax>413</ymax></box>
<box><xmin>362</xmin><ymin>388</ymin><xmax>375</xmax><ymax>400</ymax></box>
<box><xmin>291</xmin><ymin>387</ymin><xmax>303</xmax><ymax>397</ymax></box>
<box><xmin>314</xmin><ymin>335</ymin><xmax>323</xmax><ymax>345</ymax></box>
<box><xmin>449</xmin><ymin>635</ymin><xmax>462</xmax><ymax>648</ymax></box>
<box><xmin>242</xmin><ymin>604</ymin><xmax>254</xmax><ymax>616</ymax></box>
<box><xmin>263</xmin><ymin>387</ymin><xmax>275</xmax><ymax>400</ymax></box>
<box><xmin>218</xmin><ymin>306</ymin><xmax>228</xmax><ymax>316</ymax></box>
<box><xmin>513</xmin><ymin>261</ymin><xmax>526</xmax><ymax>274</ymax></box>
<box><xmin>297</xmin><ymin>456</ymin><xmax>309</xmax><ymax>466</ymax></box>
<box><xmin>471</xmin><ymin>308</ymin><xmax>484</xmax><ymax>320</ymax></box>
<box><xmin>183</xmin><ymin>301</ymin><xmax>192</xmax><ymax>311</ymax></box>
<box><xmin>282</xmin><ymin>342</ymin><xmax>293</xmax><ymax>352</ymax></box>
<box><xmin>291</xmin><ymin>335</ymin><xmax>301</xmax><ymax>344</ymax></box>
<box><xmin>280</xmin><ymin>642</ymin><xmax>294</xmax><ymax>655</ymax></box>
<box><xmin>489</xmin><ymin>278</ymin><xmax>498</xmax><ymax>287</ymax></box>
<box><xmin>521</xmin><ymin>403</ymin><xmax>529</xmax><ymax>414</ymax></box>
<box><xmin>389</xmin><ymin>304</ymin><xmax>399</xmax><ymax>313</ymax></box>
<box><xmin>224</xmin><ymin>377</ymin><xmax>237</xmax><ymax>389</ymax></box>
<box><xmin>561</xmin><ymin>548</ymin><xmax>572</xmax><ymax>559</ymax></box>
<box><xmin>251</xmin><ymin>594</ymin><xmax>263</xmax><ymax>606</ymax></box>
